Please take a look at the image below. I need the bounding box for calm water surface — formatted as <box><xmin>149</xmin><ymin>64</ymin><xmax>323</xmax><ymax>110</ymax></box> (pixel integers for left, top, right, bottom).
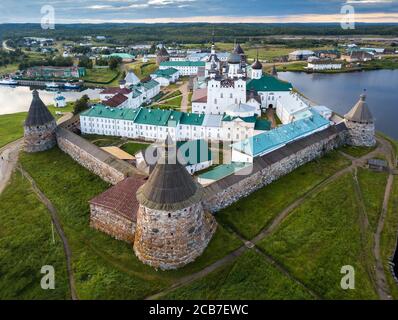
<box><xmin>279</xmin><ymin>70</ymin><xmax>398</xmax><ymax>139</ymax></box>
<box><xmin>0</xmin><ymin>86</ymin><xmax>101</xmax><ymax>115</ymax></box>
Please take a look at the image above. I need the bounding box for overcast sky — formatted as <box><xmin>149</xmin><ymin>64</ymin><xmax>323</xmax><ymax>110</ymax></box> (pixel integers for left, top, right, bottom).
<box><xmin>0</xmin><ymin>0</ymin><xmax>397</xmax><ymax>23</ymax></box>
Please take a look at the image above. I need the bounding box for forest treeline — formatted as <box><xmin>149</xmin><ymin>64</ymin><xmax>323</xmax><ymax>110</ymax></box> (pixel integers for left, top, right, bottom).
<box><xmin>1</xmin><ymin>23</ymin><xmax>397</xmax><ymax>45</ymax></box>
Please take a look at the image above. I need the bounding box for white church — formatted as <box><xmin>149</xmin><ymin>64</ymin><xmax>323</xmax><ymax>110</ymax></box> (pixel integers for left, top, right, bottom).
<box><xmin>192</xmin><ymin>43</ymin><xmax>311</xmax><ymax>125</ymax></box>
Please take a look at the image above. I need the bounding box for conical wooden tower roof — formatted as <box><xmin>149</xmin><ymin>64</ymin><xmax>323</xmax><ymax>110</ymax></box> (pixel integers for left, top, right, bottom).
<box><xmin>234</xmin><ymin>43</ymin><xmax>245</xmax><ymax>55</ymax></box>
<box><xmin>345</xmin><ymin>93</ymin><xmax>374</xmax><ymax>124</ymax></box>
<box><xmin>137</xmin><ymin>136</ymin><xmax>203</xmax><ymax>211</ymax></box>
<box><xmin>271</xmin><ymin>65</ymin><xmax>278</xmax><ymax>77</ymax></box>
<box><xmin>25</xmin><ymin>90</ymin><xmax>55</xmax><ymax>127</ymax></box>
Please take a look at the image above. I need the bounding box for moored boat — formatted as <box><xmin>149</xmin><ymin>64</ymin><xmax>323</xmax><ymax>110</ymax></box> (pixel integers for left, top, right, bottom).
<box><xmin>63</xmin><ymin>82</ymin><xmax>81</xmax><ymax>89</ymax></box>
<box><xmin>45</xmin><ymin>82</ymin><xmax>60</xmax><ymax>89</ymax></box>
<box><xmin>0</xmin><ymin>78</ymin><xmax>18</xmax><ymax>86</ymax></box>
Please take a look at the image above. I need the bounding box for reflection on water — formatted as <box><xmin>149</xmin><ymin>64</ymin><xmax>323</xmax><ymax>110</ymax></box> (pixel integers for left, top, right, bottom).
<box><xmin>279</xmin><ymin>70</ymin><xmax>398</xmax><ymax>139</ymax></box>
<box><xmin>0</xmin><ymin>86</ymin><xmax>101</xmax><ymax>115</ymax></box>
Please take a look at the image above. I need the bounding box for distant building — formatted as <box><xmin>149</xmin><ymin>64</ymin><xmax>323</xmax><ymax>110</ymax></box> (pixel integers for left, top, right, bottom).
<box><xmin>314</xmin><ymin>50</ymin><xmax>340</xmax><ymax>60</ymax></box>
<box><xmin>368</xmin><ymin>159</ymin><xmax>388</xmax><ymax>172</ymax></box>
<box><xmin>307</xmin><ymin>59</ymin><xmax>342</xmax><ymax>71</ymax></box>
<box><xmin>341</xmin><ymin>51</ymin><xmax>374</xmax><ymax>63</ymax></box>
<box><xmin>288</xmin><ymin>50</ymin><xmax>315</xmax><ymax>61</ymax></box>
<box><xmin>159</xmin><ymin>61</ymin><xmax>206</xmax><ymax>76</ymax></box>
<box><xmin>360</xmin><ymin>47</ymin><xmax>385</xmax><ymax>54</ymax></box>
<box><xmin>150</xmin><ymin>68</ymin><xmax>180</xmax><ymax>86</ymax></box>
<box><xmin>125</xmin><ymin>70</ymin><xmax>140</xmax><ymax>86</ymax></box>
<box><xmin>169</xmin><ymin>54</ymin><xmax>188</xmax><ymax>62</ymax></box>
<box><xmin>26</xmin><ymin>66</ymin><xmax>86</xmax><ymax>79</ymax></box>
<box><xmin>99</xmin><ymin>79</ymin><xmax>160</xmax><ymax>109</ymax></box>
<box><xmin>54</xmin><ymin>92</ymin><xmax>66</xmax><ymax>108</ymax></box>
<box><xmin>156</xmin><ymin>47</ymin><xmax>170</xmax><ymax>65</ymax></box>
<box><xmin>103</xmin><ymin>53</ymin><xmax>135</xmax><ymax>63</ymax></box>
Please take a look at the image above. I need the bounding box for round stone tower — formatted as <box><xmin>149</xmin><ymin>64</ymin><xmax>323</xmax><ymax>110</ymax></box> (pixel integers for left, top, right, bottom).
<box><xmin>134</xmin><ymin>137</ymin><xmax>217</xmax><ymax>270</ymax></box>
<box><xmin>24</xmin><ymin>90</ymin><xmax>57</xmax><ymax>153</ymax></box>
<box><xmin>344</xmin><ymin>92</ymin><xmax>376</xmax><ymax>147</ymax></box>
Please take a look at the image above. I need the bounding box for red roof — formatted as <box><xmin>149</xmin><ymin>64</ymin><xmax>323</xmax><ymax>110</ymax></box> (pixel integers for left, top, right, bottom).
<box><xmin>103</xmin><ymin>93</ymin><xmax>128</xmax><ymax>108</ymax></box>
<box><xmin>192</xmin><ymin>88</ymin><xmax>208</xmax><ymax>103</ymax></box>
<box><xmin>89</xmin><ymin>176</ymin><xmax>147</xmax><ymax>222</ymax></box>
<box><xmin>100</xmin><ymin>87</ymin><xmax>132</xmax><ymax>95</ymax></box>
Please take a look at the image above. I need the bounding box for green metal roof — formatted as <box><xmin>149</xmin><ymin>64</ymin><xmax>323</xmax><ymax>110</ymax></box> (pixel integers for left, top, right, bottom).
<box><xmin>160</xmin><ymin>61</ymin><xmax>205</xmax><ymax>67</ymax></box>
<box><xmin>222</xmin><ymin>115</ymin><xmax>257</xmax><ymax>123</ymax></box>
<box><xmin>81</xmin><ymin>105</ymin><xmax>271</xmax><ymax>131</ymax></box>
<box><xmin>198</xmin><ymin>162</ymin><xmax>251</xmax><ymax>181</ymax></box>
<box><xmin>254</xmin><ymin>119</ymin><xmax>272</xmax><ymax>131</ymax></box>
<box><xmin>80</xmin><ymin>104</ymin><xmax>140</xmax><ymax>121</ymax></box>
<box><xmin>247</xmin><ymin>74</ymin><xmax>293</xmax><ymax>92</ymax></box>
<box><xmin>132</xmin><ymin>88</ymin><xmax>142</xmax><ymax>98</ymax></box>
<box><xmin>133</xmin><ymin>108</ymin><xmax>182</xmax><ymax>127</ymax></box>
<box><xmin>141</xmin><ymin>79</ymin><xmax>160</xmax><ymax>90</ymax></box>
<box><xmin>103</xmin><ymin>53</ymin><xmax>135</xmax><ymax>60</ymax></box>
<box><xmin>154</xmin><ymin>68</ymin><xmax>179</xmax><ymax>78</ymax></box>
<box><xmin>131</xmin><ymin>79</ymin><xmax>159</xmax><ymax>92</ymax></box>
<box><xmin>180</xmin><ymin>113</ymin><xmax>205</xmax><ymax>126</ymax></box>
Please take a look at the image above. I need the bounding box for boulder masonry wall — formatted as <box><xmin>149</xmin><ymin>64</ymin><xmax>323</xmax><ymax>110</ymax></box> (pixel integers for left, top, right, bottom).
<box><xmin>56</xmin><ymin>127</ymin><xmax>138</xmax><ymax>185</ymax></box>
<box><xmin>203</xmin><ymin>124</ymin><xmax>348</xmax><ymax>213</ymax></box>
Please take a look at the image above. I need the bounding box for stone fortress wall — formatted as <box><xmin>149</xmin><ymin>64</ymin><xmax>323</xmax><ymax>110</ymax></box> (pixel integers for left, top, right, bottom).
<box><xmin>203</xmin><ymin>123</ymin><xmax>349</xmax><ymax>213</ymax></box>
<box><xmin>134</xmin><ymin>203</ymin><xmax>217</xmax><ymax>270</ymax></box>
<box><xmin>56</xmin><ymin>127</ymin><xmax>139</xmax><ymax>185</ymax></box>
<box><xmin>90</xmin><ymin>204</ymin><xmax>136</xmax><ymax>242</ymax></box>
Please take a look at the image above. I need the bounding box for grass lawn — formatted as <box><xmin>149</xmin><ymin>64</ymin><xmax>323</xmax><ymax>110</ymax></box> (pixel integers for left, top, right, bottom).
<box><xmin>129</xmin><ymin>62</ymin><xmax>158</xmax><ymax>80</ymax></box>
<box><xmin>82</xmin><ymin>68</ymin><xmax>120</xmax><ymax>84</ymax></box>
<box><xmin>81</xmin><ymin>134</ymin><xmax>125</xmax><ymax>147</ymax></box>
<box><xmin>378</xmin><ymin>132</ymin><xmax>398</xmax><ymax>161</ymax></box>
<box><xmin>163</xmin><ymin>250</ymin><xmax>313</xmax><ymax>300</ymax></box>
<box><xmin>217</xmin><ymin>151</ymin><xmax>351</xmax><ymax>239</ymax></box>
<box><xmin>17</xmin><ymin>148</ymin><xmax>242</xmax><ymax>299</ymax></box>
<box><xmin>159</xmin><ymin>96</ymin><xmax>182</xmax><ymax>108</ymax></box>
<box><xmin>0</xmin><ymin>63</ymin><xmax>19</xmax><ymax>76</ymax></box>
<box><xmin>160</xmin><ymin>90</ymin><xmax>182</xmax><ymax>101</ymax></box>
<box><xmin>341</xmin><ymin>145</ymin><xmax>377</xmax><ymax>158</ymax></box>
<box><xmin>357</xmin><ymin>168</ymin><xmax>389</xmax><ymax>232</ymax></box>
<box><xmin>381</xmin><ymin>176</ymin><xmax>398</xmax><ymax>299</ymax></box>
<box><xmin>0</xmin><ymin>171</ymin><xmax>69</xmax><ymax>299</ymax></box>
<box><xmin>277</xmin><ymin>62</ymin><xmax>307</xmax><ymax>72</ymax></box>
<box><xmin>0</xmin><ymin>112</ymin><xmax>26</xmax><ymax>148</ymax></box>
<box><xmin>258</xmin><ymin>173</ymin><xmax>378</xmax><ymax>299</ymax></box>
<box><xmin>120</xmin><ymin>142</ymin><xmax>149</xmax><ymax>156</ymax></box>
<box><xmin>362</xmin><ymin>57</ymin><xmax>398</xmax><ymax>71</ymax></box>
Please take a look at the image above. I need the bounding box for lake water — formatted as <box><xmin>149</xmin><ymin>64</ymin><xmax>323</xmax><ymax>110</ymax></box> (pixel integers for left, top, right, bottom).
<box><xmin>279</xmin><ymin>70</ymin><xmax>398</xmax><ymax>140</ymax></box>
<box><xmin>0</xmin><ymin>86</ymin><xmax>101</xmax><ymax>115</ymax></box>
